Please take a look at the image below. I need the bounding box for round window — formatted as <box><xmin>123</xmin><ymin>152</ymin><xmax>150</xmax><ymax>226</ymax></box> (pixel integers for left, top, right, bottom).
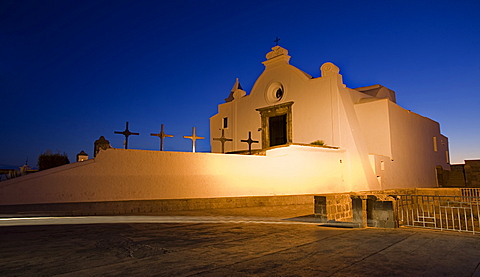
<box><xmin>275</xmin><ymin>88</ymin><xmax>284</xmax><ymax>100</ymax></box>
<box><xmin>265</xmin><ymin>82</ymin><xmax>285</xmax><ymax>104</ymax></box>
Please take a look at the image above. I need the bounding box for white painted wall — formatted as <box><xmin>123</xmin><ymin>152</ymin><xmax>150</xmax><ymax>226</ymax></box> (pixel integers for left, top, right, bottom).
<box><xmin>0</xmin><ymin>146</ymin><xmax>352</xmax><ymax>205</ymax></box>
<box><xmin>355</xmin><ymin>100</ymin><xmax>450</xmax><ymax>189</ymax></box>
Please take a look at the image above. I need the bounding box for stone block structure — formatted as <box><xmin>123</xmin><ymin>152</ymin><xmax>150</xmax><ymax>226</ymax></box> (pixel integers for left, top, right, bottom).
<box><xmin>314</xmin><ymin>194</ymin><xmax>352</xmax><ymax>222</ymax></box>
<box><xmin>439</xmin><ymin>159</ymin><xmax>480</xmax><ymax>187</ymax></box>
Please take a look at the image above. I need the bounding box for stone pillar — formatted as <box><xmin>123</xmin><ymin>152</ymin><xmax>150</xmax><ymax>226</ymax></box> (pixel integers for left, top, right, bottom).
<box><xmin>351</xmin><ymin>195</ymin><xmax>368</xmax><ymax>228</ymax></box>
<box><xmin>314</xmin><ymin>196</ymin><xmax>327</xmax><ymax>222</ymax></box>
<box><xmin>352</xmin><ymin>194</ymin><xmax>397</xmax><ymax>228</ymax></box>
<box><xmin>371</xmin><ymin>197</ymin><xmax>397</xmax><ymax>228</ymax></box>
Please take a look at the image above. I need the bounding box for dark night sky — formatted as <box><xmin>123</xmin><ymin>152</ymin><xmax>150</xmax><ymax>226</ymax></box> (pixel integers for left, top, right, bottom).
<box><xmin>1</xmin><ymin>0</ymin><xmax>479</xmax><ymax>168</ymax></box>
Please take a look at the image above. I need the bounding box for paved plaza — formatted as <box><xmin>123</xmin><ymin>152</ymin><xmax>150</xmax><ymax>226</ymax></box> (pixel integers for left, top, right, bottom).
<box><xmin>1</xmin><ymin>205</ymin><xmax>480</xmax><ymax>276</ymax></box>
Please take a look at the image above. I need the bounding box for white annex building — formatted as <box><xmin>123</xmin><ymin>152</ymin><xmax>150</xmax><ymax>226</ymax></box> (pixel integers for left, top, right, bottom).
<box><xmin>0</xmin><ymin>45</ymin><xmax>450</xmax><ymax>209</ymax></box>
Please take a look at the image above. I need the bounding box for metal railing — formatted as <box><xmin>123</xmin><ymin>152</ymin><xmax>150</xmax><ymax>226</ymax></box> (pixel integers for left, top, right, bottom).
<box><xmin>396</xmin><ymin>194</ymin><xmax>480</xmax><ymax>234</ymax></box>
<box><xmin>462</xmin><ymin>188</ymin><xmax>480</xmax><ymax>202</ymax></box>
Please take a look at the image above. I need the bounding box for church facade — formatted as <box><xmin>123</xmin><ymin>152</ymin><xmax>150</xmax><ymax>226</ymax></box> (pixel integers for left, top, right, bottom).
<box><xmin>211</xmin><ymin>45</ymin><xmax>450</xmax><ymax>189</ymax></box>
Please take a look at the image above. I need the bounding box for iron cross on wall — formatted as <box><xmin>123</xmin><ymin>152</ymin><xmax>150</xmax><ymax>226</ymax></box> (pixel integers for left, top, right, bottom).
<box><xmin>183</xmin><ymin>127</ymin><xmax>204</xmax><ymax>153</ymax></box>
<box><xmin>150</xmin><ymin>124</ymin><xmax>174</xmax><ymax>151</ymax></box>
<box><xmin>241</xmin><ymin>131</ymin><xmax>259</xmax><ymax>155</ymax></box>
<box><xmin>114</xmin><ymin>121</ymin><xmax>139</xmax><ymax>149</ymax></box>
<box><xmin>213</xmin><ymin>129</ymin><xmax>233</xmax><ymax>153</ymax></box>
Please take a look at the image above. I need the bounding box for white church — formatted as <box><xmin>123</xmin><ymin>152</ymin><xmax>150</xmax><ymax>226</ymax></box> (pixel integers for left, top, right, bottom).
<box><xmin>211</xmin><ymin>45</ymin><xmax>449</xmax><ymax>189</ymax></box>
<box><xmin>0</xmin><ymin>45</ymin><xmax>450</xmax><ymax>210</ymax></box>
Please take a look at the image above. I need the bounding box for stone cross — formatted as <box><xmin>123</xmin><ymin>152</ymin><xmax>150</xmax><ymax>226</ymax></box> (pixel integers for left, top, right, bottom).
<box><xmin>183</xmin><ymin>127</ymin><xmax>204</xmax><ymax>153</ymax></box>
<box><xmin>213</xmin><ymin>129</ymin><xmax>233</xmax><ymax>153</ymax></box>
<box><xmin>241</xmin><ymin>131</ymin><xmax>259</xmax><ymax>155</ymax></box>
<box><xmin>114</xmin><ymin>121</ymin><xmax>139</xmax><ymax>149</ymax></box>
<box><xmin>150</xmin><ymin>124</ymin><xmax>174</xmax><ymax>151</ymax></box>
<box><xmin>274</xmin><ymin>36</ymin><xmax>281</xmax><ymax>46</ymax></box>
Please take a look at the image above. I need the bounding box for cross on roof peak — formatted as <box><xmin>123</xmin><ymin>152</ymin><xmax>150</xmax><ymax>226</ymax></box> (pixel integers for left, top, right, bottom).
<box><xmin>274</xmin><ymin>36</ymin><xmax>280</xmax><ymax>46</ymax></box>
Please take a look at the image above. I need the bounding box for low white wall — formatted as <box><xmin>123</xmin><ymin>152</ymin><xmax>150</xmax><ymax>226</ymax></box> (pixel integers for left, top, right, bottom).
<box><xmin>0</xmin><ymin>146</ymin><xmax>352</xmax><ymax>205</ymax></box>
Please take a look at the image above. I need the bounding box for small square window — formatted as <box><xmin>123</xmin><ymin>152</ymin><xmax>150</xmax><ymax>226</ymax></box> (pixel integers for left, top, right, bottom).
<box><xmin>223</xmin><ymin>117</ymin><xmax>228</xmax><ymax>129</ymax></box>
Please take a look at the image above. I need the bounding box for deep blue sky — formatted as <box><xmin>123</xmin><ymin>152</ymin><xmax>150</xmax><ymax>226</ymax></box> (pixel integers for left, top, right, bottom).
<box><xmin>1</xmin><ymin>0</ymin><xmax>479</xmax><ymax>168</ymax></box>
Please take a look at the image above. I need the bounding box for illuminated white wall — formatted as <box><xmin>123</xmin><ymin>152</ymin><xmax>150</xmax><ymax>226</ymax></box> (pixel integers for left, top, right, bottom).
<box><xmin>0</xmin><ymin>147</ymin><xmax>351</xmax><ymax>205</ymax></box>
<box><xmin>356</xmin><ymin>99</ymin><xmax>450</xmax><ymax>189</ymax></box>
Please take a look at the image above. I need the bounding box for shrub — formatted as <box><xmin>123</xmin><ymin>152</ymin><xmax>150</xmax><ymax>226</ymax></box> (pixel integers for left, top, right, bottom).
<box><xmin>37</xmin><ymin>150</ymin><xmax>70</xmax><ymax>171</ymax></box>
<box><xmin>310</xmin><ymin>140</ymin><xmax>325</xmax><ymax>146</ymax></box>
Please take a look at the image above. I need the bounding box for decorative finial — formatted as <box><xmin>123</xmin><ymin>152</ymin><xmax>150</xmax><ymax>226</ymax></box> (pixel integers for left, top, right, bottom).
<box><xmin>265</xmin><ymin>45</ymin><xmax>289</xmax><ymax>60</ymax></box>
<box><xmin>225</xmin><ymin>78</ymin><xmax>245</xmax><ymax>102</ymax></box>
<box><xmin>274</xmin><ymin>36</ymin><xmax>280</xmax><ymax>46</ymax></box>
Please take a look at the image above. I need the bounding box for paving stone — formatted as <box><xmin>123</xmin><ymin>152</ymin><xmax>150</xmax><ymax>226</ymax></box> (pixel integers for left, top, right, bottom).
<box><xmin>1</xmin><ymin>205</ymin><xmax>479</xmax><ymax>276</ymax></box>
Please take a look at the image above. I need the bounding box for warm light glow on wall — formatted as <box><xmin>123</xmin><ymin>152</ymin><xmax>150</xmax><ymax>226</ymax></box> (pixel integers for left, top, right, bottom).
<box><xmin>201</xmin><ymin>145</ymin><xmax>350</xmax><ymax>197</ymax></box>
